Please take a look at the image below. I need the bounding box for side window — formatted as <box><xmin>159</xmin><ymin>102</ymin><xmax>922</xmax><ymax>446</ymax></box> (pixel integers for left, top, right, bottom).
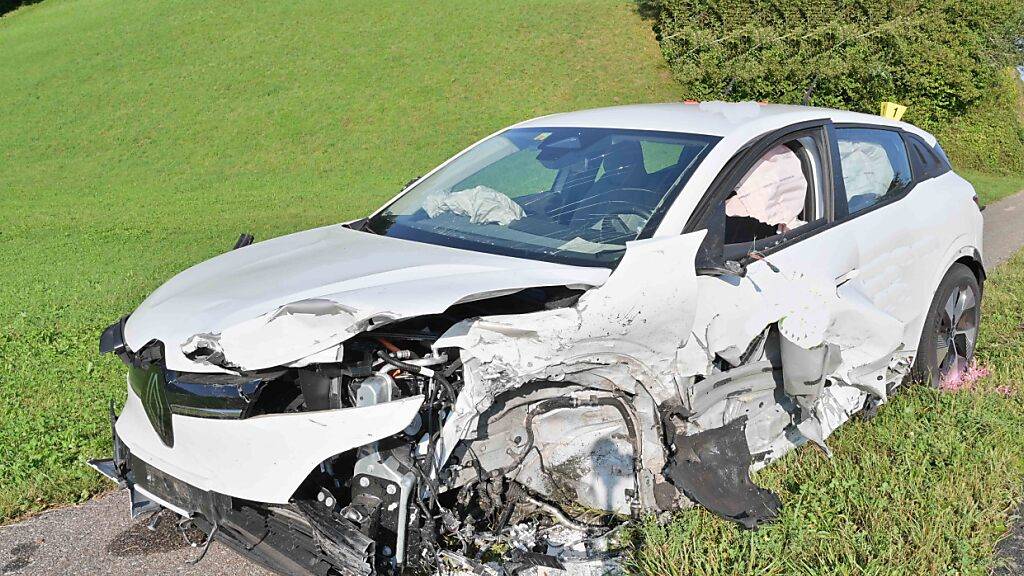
<box><xmin>836</xmin><ymin>128</ymin><xmax>912</xmax><ymax>215</ymax></box>
<box><xmin>720</xmin><ymin>134</ymin><xmax>826</xmax><ymax>250</ymax></box>
<box><xmin>906</xmin><ymin>134</ymin><xmax>952</xmax><ymax>181</ymax></box>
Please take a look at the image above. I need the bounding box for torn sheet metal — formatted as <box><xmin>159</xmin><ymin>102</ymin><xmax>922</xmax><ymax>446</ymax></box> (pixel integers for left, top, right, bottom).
<box><xmin>181</xmin><ymin>299</ymin><xmax>359</xmax><ymax>371</ymax></box>
<box><xmin>434</xmin><ymin>232</ymin><xmax>706</xmax><ymax>472</ymax></box>
<box><xmin>692</xmin><ymin>267</ymin><xmax>906</xmax><ymax>399</ymax></box>
<box><xmin>435</xmin><ymin>231</ymin><xmax>914</xmax><ymax>527</ymax></box>
<box><xmin>436</xmin><ymin>232</ymin><xmax>705</xmax><ymax>394</ymax></box>
<box><xmin>681</xmin><ymin>266</ymin><xmax>908</xmax><ymax>469</ymax></box>
<box><xmin>754</xmin><ymin>383</ymin><xmax>869</xmax><ymax>467</ymax></box>
<box><xmin>123</xmin><ymin>225</ymin><xmax>610</xmax><ymax>372</ymax></box>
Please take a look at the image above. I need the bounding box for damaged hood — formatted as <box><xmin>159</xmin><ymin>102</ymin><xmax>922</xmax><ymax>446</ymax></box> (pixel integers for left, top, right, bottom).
<box><xmin>125</xmin><ymin>224</ymin><xmax>610</xmax><ymax>372</ymax></box>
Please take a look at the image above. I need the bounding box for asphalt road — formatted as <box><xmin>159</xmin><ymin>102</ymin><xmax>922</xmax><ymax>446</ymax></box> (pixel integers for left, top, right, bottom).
<box><xmin>983</xmin><ymin>189</ymin><xmax>1024</xmax><ymax>268</ymax></box>
<box><xmin>2</xmin><ymin>189</ymin><xmax>1023</xmax><ymax>576</ymax></box>
<box><xmin>0</xmin><ymin>491</ymin><xmax>271</xmax><ymax>576</ymax></box>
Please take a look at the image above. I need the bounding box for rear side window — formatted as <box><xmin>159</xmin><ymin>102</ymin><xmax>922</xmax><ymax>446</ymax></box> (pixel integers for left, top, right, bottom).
<box><xmin>906</xmin><ymin>134</ymin><xmax>952</xmax><ymax>181</ymax></box>
<box><xmin>836</xmin><ymin>128</ymin><xmax>912</xmax><ymax>215</ymax></box>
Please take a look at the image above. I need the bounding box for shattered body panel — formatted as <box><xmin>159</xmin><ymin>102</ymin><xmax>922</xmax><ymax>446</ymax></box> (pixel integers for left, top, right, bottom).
<box><xmin>94</xmin><ymin>102</ymin><xmax>985</xmax><ymax>575</ymax></box>
<box><xmin>124</xmin><ymin>224</ymin><xmax>609</xmax><ymax>372</ymax></box>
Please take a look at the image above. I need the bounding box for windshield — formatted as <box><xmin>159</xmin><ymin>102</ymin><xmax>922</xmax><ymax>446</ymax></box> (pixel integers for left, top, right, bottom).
<box><xmin>365</xmin><ymin>127</ymin><xmax>719</xmax><ymax>267</ymax></box>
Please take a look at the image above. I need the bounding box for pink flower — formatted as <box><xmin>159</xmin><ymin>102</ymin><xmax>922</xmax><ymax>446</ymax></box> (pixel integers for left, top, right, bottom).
<box><xmin>994</xmin><ymin>385</ymin><xmax>1014</xmax><ymax>397</ymax></box>
<box><xmin>938</xmin><ymin>360</ymin><xmax>990</xmax><ymax>392</ymax></box>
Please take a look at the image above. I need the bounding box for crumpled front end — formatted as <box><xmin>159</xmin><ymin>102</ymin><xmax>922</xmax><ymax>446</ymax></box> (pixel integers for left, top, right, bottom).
<box><xmin>93</xmin><ymin>227</ymin><xmax>920</xmax><ymax>575</ymax></box>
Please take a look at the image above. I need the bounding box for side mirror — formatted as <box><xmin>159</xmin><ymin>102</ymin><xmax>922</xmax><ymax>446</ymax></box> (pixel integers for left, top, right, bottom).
<box><xmin>697</xmin><ymin>259</ymin><xmax>747</xmax><ymax>278</ymax></box>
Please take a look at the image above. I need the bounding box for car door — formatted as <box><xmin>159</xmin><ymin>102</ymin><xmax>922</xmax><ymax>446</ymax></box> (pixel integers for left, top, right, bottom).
<box><xmin>685</xmin><ymin>120</ymin><xmax>859</xmax><ymax>342</ymax></box>
<box><xmin>680</xmin><ymin>120</ymin><xmax>911</xmax><ymax>413</ymax></box>
<box><xmin>826</xmin><ymin>124</ymin><xmax>952</xmax><ymax>350</ymax></box>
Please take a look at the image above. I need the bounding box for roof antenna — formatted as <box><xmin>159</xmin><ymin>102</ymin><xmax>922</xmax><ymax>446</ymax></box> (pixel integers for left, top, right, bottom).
<box><xmin>802</xmin><ymin>74</ymin><xmax>820</xmax><ymax>106</ymax></box>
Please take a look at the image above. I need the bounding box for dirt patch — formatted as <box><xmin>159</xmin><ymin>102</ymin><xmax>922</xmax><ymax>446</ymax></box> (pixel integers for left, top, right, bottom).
<box><xmin>994</xmin><ymin>502</ymin><xmax>1024</xmax><ymax>575</ymax></box>
<box><xmin>105</xmin><ymin>511</ymin><xmax>202</xmax><ymax>557</ymax></box>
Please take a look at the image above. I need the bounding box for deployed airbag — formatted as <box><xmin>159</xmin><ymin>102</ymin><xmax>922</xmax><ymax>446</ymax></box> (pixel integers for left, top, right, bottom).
<box><xmin>424</xmin><ymin>185</ymin><xmax>525</xmax><ymax>225</ymax></box>
<box><xmin>726</xmin><ymin>144</ymin><xmax>806</xmax><ymax>231</ymax></box>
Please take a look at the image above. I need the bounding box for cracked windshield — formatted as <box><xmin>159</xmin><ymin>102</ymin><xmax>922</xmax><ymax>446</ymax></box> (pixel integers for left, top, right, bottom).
<box><xmin>366</xmin><ymin>127</ymin><xmax>719</xmax><ymax>266</ymax></box>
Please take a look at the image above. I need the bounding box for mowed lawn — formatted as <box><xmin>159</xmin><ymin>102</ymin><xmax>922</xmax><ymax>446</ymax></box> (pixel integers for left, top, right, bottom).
<box><xmin>0</xmin><ymin>0</ymin><xmax>679</xmax><ymax>520</ymax></box>
<box><xmin>1</xmin><ymin>1</ymin><xmax>1023</xmax><ymax>574</ymax></box>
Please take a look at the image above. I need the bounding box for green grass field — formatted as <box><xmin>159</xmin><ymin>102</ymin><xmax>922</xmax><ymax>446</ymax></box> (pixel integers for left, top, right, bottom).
<box><xmin>0</xmin><ymin>0</ymin><xmax>679</xmax><ymax>522</ymax></box>
<box><xmin>962</xmin><ymin>170</ymin><xmax>1024</xmax><ymax>206</ymax></box>
<box><xmin>1</xmin><ymin>0</ymin><xmax>1022</xmax><ymax>573</ymax></box>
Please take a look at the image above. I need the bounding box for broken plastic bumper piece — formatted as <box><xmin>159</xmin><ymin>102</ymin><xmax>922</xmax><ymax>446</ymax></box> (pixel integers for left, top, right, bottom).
<box><xmin>92</xmin><ymin>417</ymin><xmax>375</xmax><ymax>575</ymax></box>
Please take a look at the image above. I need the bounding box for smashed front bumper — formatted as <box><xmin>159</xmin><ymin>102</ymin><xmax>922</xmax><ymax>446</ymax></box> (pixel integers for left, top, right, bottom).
<box><xmin>90</xmin><ymin>416</ymin><xmax>375</xmax><ymax>576</ymax></box>
<box><xmin>111</xmin><ymin>375</ymin><xmax>422</xmax><ymax>504</ymax></box>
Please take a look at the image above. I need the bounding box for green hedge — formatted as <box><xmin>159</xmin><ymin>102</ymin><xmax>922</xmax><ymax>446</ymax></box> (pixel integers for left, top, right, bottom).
<box><xmin>938</xmin><ymin>69</ymin><xmax>1024</xmax><ymax>174</ymax></box>
<box><xmin>638</xmin><ymin>0</ymin><xmax>1024</xmax><ymax>173</ymax></box>
<box><xmin>1</xmin><ymin>0</ymin><xmax>40</xmax><ymax>17</ymax></box>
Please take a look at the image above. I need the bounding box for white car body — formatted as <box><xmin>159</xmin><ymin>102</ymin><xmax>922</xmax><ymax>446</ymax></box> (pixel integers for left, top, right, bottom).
<box><xmin>95</xmin><ymin>102</ymin><xmax>984</xmax><ymax>575</ymax></box>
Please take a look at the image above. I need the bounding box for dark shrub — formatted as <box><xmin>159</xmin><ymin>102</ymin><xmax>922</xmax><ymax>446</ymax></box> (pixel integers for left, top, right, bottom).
<box><xmin>1</xmin><ymin>0</ymin><xmax>42</xmax><ymax>17</ymax></box>
<box><xmin>638</xmin><ymin>0</ymin><xmax>1024</xmax><ymax>172</ymax></box>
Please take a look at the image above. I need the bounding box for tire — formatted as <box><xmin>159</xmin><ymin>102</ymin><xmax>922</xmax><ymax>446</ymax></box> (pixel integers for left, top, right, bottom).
<box><xmin>912</xmin><ymin>263</ymin><xmax>982</xmax><ymax>386</ymax></box>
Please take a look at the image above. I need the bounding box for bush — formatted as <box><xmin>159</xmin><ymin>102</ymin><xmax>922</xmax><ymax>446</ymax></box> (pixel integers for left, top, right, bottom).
<box><xmin>638</xmin><ymin>0</ymin><xmax>1024</xmax><ymax>173</ymax></box>
<box><xmin>0</xmin><ymin>0</ymin><xmax>41</xmax><ymax>17</ymax></box>
<box><xmin>938</xmin><ymin>69</ymin><xmax>1024</xmax><ymax>175</ymax></box>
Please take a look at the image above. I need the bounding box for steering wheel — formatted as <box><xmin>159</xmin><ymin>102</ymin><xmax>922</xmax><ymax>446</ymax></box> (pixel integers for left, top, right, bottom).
<box><xmin>573</xmin><ymin>187</ymin><xmax>657</xmax><ymax>234</ymax></box>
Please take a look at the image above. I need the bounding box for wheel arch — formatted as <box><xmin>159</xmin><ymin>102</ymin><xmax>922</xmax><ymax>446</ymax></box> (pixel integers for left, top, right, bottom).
<box><xmin>926</xmin><ymin>240</ymin><xmax>984</xmax><ymax>302</ymax></box>
<box><xmin>904</xmin><ymin>240</ymin><xmax>982</xmax><ymax>357</ymax></box>
<box><xmin>955</xmin><ymin>249</ymin><xmax>986</xmax><ymax>290</ymax></box>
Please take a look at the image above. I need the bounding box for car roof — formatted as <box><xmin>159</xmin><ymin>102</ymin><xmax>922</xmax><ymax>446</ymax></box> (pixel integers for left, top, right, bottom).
<box><xmin>513</xmin><ymin>102</ymin><xmax>937</xmax><ymax>144</ymax></box>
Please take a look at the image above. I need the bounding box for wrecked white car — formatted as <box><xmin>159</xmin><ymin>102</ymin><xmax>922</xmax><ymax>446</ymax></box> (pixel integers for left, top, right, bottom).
<box><xmin>91</xmin><ymin>102</ymin><xmax>984</xmax><ymax>575</ymax></box>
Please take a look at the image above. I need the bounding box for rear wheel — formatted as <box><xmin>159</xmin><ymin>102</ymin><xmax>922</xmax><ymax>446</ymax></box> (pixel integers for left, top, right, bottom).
<box><xmin>913</xmin><ymin>263</ymin><xmax>981</xmax><ymax>385</ymax></box>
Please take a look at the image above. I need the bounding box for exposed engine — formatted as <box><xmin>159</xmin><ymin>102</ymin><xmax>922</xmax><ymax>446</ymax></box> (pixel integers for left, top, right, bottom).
<box><xmin>161</xmin><ymin>286</ymin><xmax>642</xmax><ymax>575</ymax></box>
